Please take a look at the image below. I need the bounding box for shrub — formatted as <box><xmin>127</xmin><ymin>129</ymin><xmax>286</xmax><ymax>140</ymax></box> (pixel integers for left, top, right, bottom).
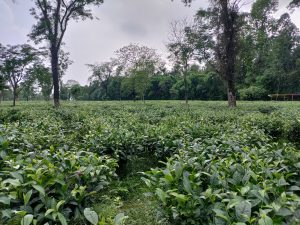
<box><xmin>0</xmin><ymin>145</ymin><xmax>117</xmax><ymax>224</ymax></box>
<box><xmin>143</xmin><ymin>129</ymin><xmax>300</xmax><ymax>225</ymax></box>
<box><xmin>239</xmin><ymin>86</ymin><xmax>268</xmax><ymax>100</ymax></box>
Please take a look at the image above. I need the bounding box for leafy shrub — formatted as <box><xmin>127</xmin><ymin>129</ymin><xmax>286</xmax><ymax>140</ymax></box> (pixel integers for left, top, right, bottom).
<box><xmin>0</xmin><ymin>145</ymin><xmax>117</xmax><ymax>224</ymax></box>
<box><xmin>239</xmin><ymin>86</ymin><xmax>268</xmax><ymax>100</ymax></box>
<box><xmin>143</xmin><ymin>129</ymin><xmax>300</xmax><ymax>225</ymax></box>
<box><xmin>286</xmin><ymin>119</ymin><xmax>300</xmax><ymax>143</ymax></box>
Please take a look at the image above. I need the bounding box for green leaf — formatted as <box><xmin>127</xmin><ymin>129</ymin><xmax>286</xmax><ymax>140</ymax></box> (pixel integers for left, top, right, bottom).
<box><xmin>114</xmin><ymin>213</ymin><xmax>128</xmax><ymax>225</ymax></box>
<box><xmin>174</xmin><ymin>162</ymin><xmax>183</xmax><ymax>178</ymax></box>
<box><xmin>258</xmin><ymin>216</ymin><xmax>273</xmax><ymax>225</ymax></box>
<box><xmin>21</xmin><ymin>214</ymin><xmax>34</xmax><ymax>225</ymax></box>
<box><xmin>278</xmin><ymin>177</ymin><xmax>289</xmax><ymax>186</ymax></box>
<box><xmin>1</xmin><ymin>209</ymin><xmax>12</xmax><ymax>218</ymax></box>
<box><xmin>84</xmin><ymin>208</ymin><xmax>99</xmax><ymax>225</ymax></box>
<box><xmin>56</xmin><ymin>200</ymin><xmax>65</xmax><ymax>211</ymax></box>
<box><xmin>23</xmin><ymin>190</ymin><xmax>32</xmax><ymax>206</ymax></box>
<box><xmin>57</xmin><ymin>212</ymin><xmax>67</xmax><ymax>225</ymax></box>
<box><xmin>170</xmin><ymin>192</ymin><xmax>188</xmax><ymax>203</ymax></box>
<box><xmin>32</xmin><ymin>185</ymin><xmax>45</xmax><ymax>196</ymax></box>
<box><xmin>0</xmin><ymin>196</ymin><xmax>11</xmax><ymax>205</ymax></box>
<box><xmin>213</xmin><ymin>209</ymin><xmax>229</xmax><ymax>221</ymax></box>
<box><xmin>241</xmin><ymin>186</ymin><xmax>250</xmax><ymax>195</ymax></box>
<box><xmin>3</xmin><ymin>178</ymin><xmax>21</xmax><ymax>187</ymax></box>
<box><xmin>141</xmin><ymin>177</ymin><xmax>151</xmax><ymax>187</ymax></box>
<box><xmin>183</xmin><ymin>171</ymin><xmax>192</xmax><ymax>194</ymax></box>
<box><xmin>45</xmin><ymin>209</ymin><xmax>55</xmax><ymax>217</ymax></box>
<box><xmin>289</xmin><ymin>186</ymin><xmax>300</xmax><ymax>191</ymax></box>
<box><xmin>276</xmin><ymin>207</ymin><xmax>293</xmax><ymax>217</ymax></box>
<box><xmin>155</xmin><ymin>188</ymin><xmax>168</xmax><ymax>204</ymax></box>
<box><xmin>10</xmin><ymin>172</ymin><xmax>23</xmax><ymax>183</ymax></box>
<box><xmin>235</xmin><ymin>200</ymin><xmax>251</xmax><ymax>222</ymax></box>
<box><xmin>214</xmin><ymin>216</ymin><xmax>228</xmax><ymax>225</ymax></box>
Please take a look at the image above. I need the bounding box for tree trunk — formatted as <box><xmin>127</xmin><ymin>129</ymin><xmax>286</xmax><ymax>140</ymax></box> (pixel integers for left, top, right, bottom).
<box><xmin>13</xmin><ymin>87</ymin><xmax>17</xmax><ymax>107</ymax></box>
<box><xmin>218</xmin><ymin>1</ymin><xmax>238</xmax><ymax>107</ymax></box>
<box><xmin>51</xmin><ymin>47</ymin><xmax>60</xmax><ymax>107</ymax></box>
<box><xmin>227</xmin><ymin>79</ymin><xmax>236</xmax><ymax>107</ymax></box>
<box><xmin>105</xmin><ymin>82</ymin><xmax>108</xmax><ymax>100</ymax></box>
<box><xmin>183</xmin><ymin>70</ymin><xmax>188</xmax><ymax>106</ymax></box>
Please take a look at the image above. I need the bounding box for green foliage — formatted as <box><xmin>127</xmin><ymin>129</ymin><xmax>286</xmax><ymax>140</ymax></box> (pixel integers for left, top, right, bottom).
<box><xmin>0</xmin><ymin>135</ymin><xmax>117</xmax><ymax>224</ymax></box>
<box><xmin>144</xmin><ymin>128</ymin><xmax>300</xmax><ymax>224</ymax></box>
<box><xmin>0</xmin><ymin>101</ymin><xmax>300</xmax><ymax>224</ymax></box>
<box><xmin>239</xmin><ymin>86</ymin><xmax>267</xmax><ymax>100</ymax></box>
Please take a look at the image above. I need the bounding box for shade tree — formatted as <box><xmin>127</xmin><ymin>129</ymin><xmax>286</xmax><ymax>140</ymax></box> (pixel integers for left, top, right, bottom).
<box><xmin>30</xmin><ymin>0</ymin><xmax>104</xmax><ymax>107</ymax></box>
<box><xmin>0</xmin><ymin>44</ymin><xmax>38</xmax><ymax>106</ymax></box>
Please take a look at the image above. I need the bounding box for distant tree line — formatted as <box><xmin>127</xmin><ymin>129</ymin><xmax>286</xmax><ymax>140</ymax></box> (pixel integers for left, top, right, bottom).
<box><xmin>0</xmin><ymin>0</ymin><xmax>299</xmax><ymax>106</ymax></box>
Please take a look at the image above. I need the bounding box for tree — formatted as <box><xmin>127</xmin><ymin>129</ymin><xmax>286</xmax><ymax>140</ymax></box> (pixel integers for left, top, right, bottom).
<box><xmin>64</xmin><ymin>79</ymin><xmax>80</xmax><ymax>100</ymax></box>
<box><xmin>70</xmin><ymin>84</ymin><xmax>82</xmax><ymax>100</ymax></box>
<box><xmin>210</xmin><ymin>1</ymin><xmax>241</xmax><ymax>107</ymax></box>
<box><xmin>0</xmin><ymin>75</ymin><xmax>8</xmax><ymax>104</ymax></box>
<box><xmin>263</xmin><ymin>13</ymin><xmax>299</xmax><ymax>94</ymax></box>
<box><xmin>181</xmin><ymin>0</ymin><xmax>243</xmax><ymax>107</ymax></box>
<box><xmin>289</xmin><ymin>0</ymin><xmax>300</xmax><ymax>9</ymax></box>
<box><xmin>87</xmin><ymin>61</ymin><xmax>114</xmax><ymax>100</ymax></box>
<box><xmin>21</xmin><ymin>72</ymin><xmax>37</xmax><ymax>101</ymax></box>
<box><xmin>31</xmin><ymin>63</ymin><xmax>53</xmax><ymax>101</ymax></box>
<box><xmin>0</xmin><ymin>44</ymin><xmax>7</xmax><ymax>103</ymax></box>
<box><xmin>115</xmin><ymin>44</ymin><xmax>164</xmax><ymax>101</ymax></box>
<box><xmin>167</xmin><ymin>19</ymin><xmax>195</xmax><ymax>106</ymax></box>
<box><xmin>0</xmin><ymin>44</ymin><xmax>37</xmax><ymax>106</ymax></box>
<box><xmin>236</xmin><ymin>0</ymin><xmax>300</xmax><ymax>96</ymax></box>
<box><xmin>30</xmin><ymin>0</ymin><xmax>104</xmax><ymax>107</ymax></box>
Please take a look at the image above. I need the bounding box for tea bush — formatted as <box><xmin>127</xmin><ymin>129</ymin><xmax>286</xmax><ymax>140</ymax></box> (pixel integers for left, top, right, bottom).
<box><xmin>143</xmin><ymin>126</ymin><xmax>300</xmax><ymax>225</ymax></box>
<box><xmin>0</xmin><ymin>138</ymin><xmax>117</xmax><ymax>224</ymax></box>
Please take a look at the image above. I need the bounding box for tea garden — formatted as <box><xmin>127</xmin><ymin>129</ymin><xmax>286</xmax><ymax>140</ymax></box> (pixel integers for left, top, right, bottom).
<box><xmin>0</xmin><ymin>101</ymin><xmax>300</xmax><ymax>225</ymax></box>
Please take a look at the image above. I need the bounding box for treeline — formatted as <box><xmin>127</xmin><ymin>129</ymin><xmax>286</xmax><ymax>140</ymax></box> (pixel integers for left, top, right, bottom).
<box><xmin>0</xmin><ymin>0</ymin><xmax>300</xmax><ymax>105</ymax></box>
<box><xmin>58</xmin><ymin>66</ymin><xmax>226</xmax><ymax>101</ymax></box>
<box><xmin>57</xmin><ymin>0</ymin><xmax>300</xmax><ymax>102</ymax></box>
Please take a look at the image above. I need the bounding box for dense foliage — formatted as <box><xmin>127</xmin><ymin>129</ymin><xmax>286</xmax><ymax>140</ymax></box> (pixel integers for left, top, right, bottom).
<box><xmin>0</xmin><ymin>101</ymin><xmax>299</xmax><ymax>224</ymax></box>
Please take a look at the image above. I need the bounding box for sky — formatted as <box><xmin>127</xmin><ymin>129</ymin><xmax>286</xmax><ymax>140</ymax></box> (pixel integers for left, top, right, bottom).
<box><xmin>0</xmin><ymin>0</ymin><xmax>299</xmax><ymax>84</ymax></box>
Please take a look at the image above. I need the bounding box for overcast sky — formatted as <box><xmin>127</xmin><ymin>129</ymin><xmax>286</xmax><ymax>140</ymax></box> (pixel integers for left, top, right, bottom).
<box><xmin>0</xmin><ymin>0</ymin><xmax>299</xmax><ymax>84</ymax></box>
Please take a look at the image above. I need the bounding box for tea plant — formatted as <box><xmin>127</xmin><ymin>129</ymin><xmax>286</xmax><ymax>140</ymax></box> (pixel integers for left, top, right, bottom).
<box><xmin>0</xmin><ymin>138</ymin><xmax>117</xmax><ymax>224</ymax></box>
<box><xmin>143</xmin><ymin>126</ymin><xmax>300</xmax><ymax>224</ymax></box>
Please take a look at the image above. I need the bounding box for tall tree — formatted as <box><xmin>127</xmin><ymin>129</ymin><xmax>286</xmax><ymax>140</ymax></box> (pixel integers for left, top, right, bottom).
<box><xmin>167</xmin><ymin>19</ymin><xmax>195</xmax><ymax>106</ymax></box>
<box><xmin>29</xmin><ymin>0</ymin><xmax>104</xmax><ymax>107</ymax></box>
<box><xmin>0</xmin><ymin>44</ymin><xmax>37</xmax><ymax>106</ymax></box>
<box><xmin>87</xmin><ymin>61</ymin><xmax>114</xmax><ymax>100</ymax></box>
<box><xmin>181</xmin><ymin>0</ymin><xmax>243</xmax><ymax>107</ymax></box>
<box><xmin>64</xmin><ymin>79</ymin><xmax>80</xmax><ymax>100</ymax></box>
<box><xmin>0</xmin><ymin>44</ymin><xmax>7</xmax><ymax>103</ymax></box>
<box><xmin>0</xmin><ymin>75</ymin><xmax>8</xmax><ymax>104</ymax></box>
<box><xmin>31</xmin><ymin>63</ymin><xmax>53</xmax><ymax>101</ymax></box>
<box><xmin>115</xmin><ymin>44</ymin><xmax>164</xmax><ymax>101</ymax></box>
<box><xmin>21</xmin><ymin>71</ymin><xmax>37</xmax><ymax>101</ymax></box>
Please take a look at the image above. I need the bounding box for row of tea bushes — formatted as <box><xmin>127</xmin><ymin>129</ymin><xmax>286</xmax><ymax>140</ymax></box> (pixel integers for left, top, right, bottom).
<box><xmin>143</xmin><ymin>126</ymin><xmax>300</xmax><ymax>224</ymax></box>
<box><xmin>0</xmin><ymin>131</ymin><xmax>120</xmax><ymax>224</ymax></box>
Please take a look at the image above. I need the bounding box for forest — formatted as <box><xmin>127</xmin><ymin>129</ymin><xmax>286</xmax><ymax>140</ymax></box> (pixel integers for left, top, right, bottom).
<box><xmin>0</xmin><ymin>0</ymin><xmax>300</xmax><ymax>225</ymax></box>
